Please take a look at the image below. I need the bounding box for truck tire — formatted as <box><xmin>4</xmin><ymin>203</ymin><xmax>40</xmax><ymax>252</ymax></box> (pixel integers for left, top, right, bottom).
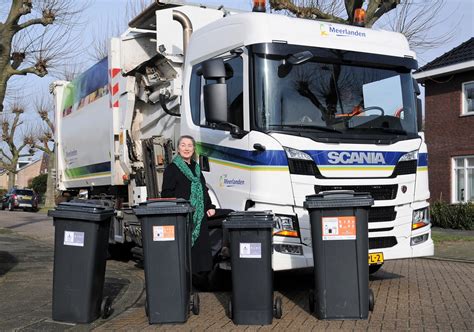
<box><xmin>369</xmin><ymin>264</ymin><xmax>383</xmax><ymax>275</ymax></box>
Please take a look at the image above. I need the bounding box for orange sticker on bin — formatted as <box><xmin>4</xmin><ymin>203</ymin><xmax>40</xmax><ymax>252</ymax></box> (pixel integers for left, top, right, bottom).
<box><xmin>153</xmin><ymin>225</ymin><xmax>175</xmax><ymax>241</ymax></box>
<box><xmin>322</xmin><ymin>216</ymin><xmax>356</xmax><ymax>241</ymax></box>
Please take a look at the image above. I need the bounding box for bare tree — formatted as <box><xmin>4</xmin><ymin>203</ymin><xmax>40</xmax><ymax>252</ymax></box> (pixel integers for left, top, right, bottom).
<box><xmin>269</xmin><ymin>0</ymin><xmax>455</xmax><ymax>53</ymax></box>
<box><xmin>0</xmin><ymin>102</ymin><xmax>36</xmax><ymax>188</ymax></box>
<box><xmin>380</xmin><ymin>0</ymin><xmax>454</xmax><ymax>53</ymax></box>
<box><xmin>88</xmin><ymin>0</ymin><xmax>153</xmax><ymax>61</ymax></box>
<box><xmin>0</xmin><ymin>0</ymin><xmax>87</xmax><ymax>112</ymax></box>
<box><xmin>31</xmin><ymin>96</ymin><xmax>55</xmax><ymax>207</ymax></box>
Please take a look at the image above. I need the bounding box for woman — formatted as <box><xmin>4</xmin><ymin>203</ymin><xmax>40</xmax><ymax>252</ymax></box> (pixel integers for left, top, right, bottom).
<box><xmin>161</xmin><ymin>135</ymin><xmax>216</xmax><ymax>275</ymax></box>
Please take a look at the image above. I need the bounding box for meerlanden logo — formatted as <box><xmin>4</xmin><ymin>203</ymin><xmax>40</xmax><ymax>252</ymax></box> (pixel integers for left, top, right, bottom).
<box><xmin>320</xmin><ymin>23</ymin><xmax>367</xmax><ymax>38</ymax></box>
<box><xmin>219</xmin><ymin>174</ymin><xmax>245</xmax><ymax>188</ymax></box>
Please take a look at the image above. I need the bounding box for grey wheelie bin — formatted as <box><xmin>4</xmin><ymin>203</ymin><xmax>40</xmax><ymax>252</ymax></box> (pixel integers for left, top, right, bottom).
<box><xmin>133</xmin><ymin>199</ymin><xmax>199</xmax><ymax>324</ymax></box>
<box><xmin>304</xmin><ymin>191</ymin><xmax>374</xmax><ymax>320</ymax></box>
<box><xmin>223</xmin><ymin>211</ymin><xmax>282</xmax><ymax>325</ymax></box>
<box><xmin>49</xmin><ymin>202</ymin><xmax>114</xmax><ymax>323</ymax></box>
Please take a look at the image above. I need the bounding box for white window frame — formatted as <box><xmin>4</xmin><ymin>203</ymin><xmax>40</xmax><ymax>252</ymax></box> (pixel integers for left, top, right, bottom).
<box><xmin>461</xmin><ymin>81</ymin><xmax>474</xmax><ymax>116</ymax></box>
<box><xmin>452</xmin><ymin>156</ymin><xmax>474</xmax><ymax>203</ymax></box>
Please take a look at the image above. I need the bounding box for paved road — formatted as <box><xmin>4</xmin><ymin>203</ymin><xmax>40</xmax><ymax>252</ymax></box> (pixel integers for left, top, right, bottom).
<box><xmin>0</xmin><ymin>210</ymin><xmax>473</xmax><ymax>331</ymax></box>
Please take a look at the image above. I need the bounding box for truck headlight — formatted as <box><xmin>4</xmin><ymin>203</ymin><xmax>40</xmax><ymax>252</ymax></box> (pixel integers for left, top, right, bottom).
<box><xmin>283</xmin><ymin>147</ymin><xmax>312</xmax><ymax>161</ymax></box>
<box><xmin>412</xmin><ymin>207</ymin><xmax>430</xmax><ymax>230</ymax></box>
<box><xmin>399</xmin><ymin>150</ymin><xmax>418</xmax><ymax>162</ymax></box>
<box><xmin>273</xmin><ymin>214</ymin><xmax>299</xmax><ymax>238</ymax></box>
<box><xmin>283</xmin><ymin>147</ymin><xmax>319</xmax><ymax>176</ymax></box>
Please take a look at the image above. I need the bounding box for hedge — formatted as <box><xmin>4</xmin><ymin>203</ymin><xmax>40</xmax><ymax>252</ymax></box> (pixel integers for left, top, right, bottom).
<box><xmin>430</xmin><ymin>201</ymin><xmax>474</xmax><ymax>230</ymax></box>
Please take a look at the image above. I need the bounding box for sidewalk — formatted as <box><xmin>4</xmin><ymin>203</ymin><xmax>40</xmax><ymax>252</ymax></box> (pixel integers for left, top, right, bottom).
<box><xmin>0</xmin><ymin>211</ymin><xmax>145</xmax><ymax>331</ymax></box>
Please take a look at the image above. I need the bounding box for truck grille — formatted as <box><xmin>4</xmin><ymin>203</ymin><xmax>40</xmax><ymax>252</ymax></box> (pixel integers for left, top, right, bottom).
<box><xmin>369</xmin><ymin>206</ymin><xmax>397</xmax><ymax>223</ymax></box>
<box><xmin>369</xmin><ymin>236</ymin><xmax>397</xmax><ymax>249</ymax></box>
<box><xmin>314</xmin><ymin>184</ymin><xmax>398</xmax><ymax>200</ymax></box>
<box><xmin>392</xmin><ymin>160</ymin><xmax>417</xmax><ymax>176</ymax></box>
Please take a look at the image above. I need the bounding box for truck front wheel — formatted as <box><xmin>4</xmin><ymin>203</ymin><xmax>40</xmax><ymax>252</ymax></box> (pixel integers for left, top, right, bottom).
<box><xmin>369</xmin><ymin>264</ymin><xmax>383</xmax><ymax>275</ymax></box>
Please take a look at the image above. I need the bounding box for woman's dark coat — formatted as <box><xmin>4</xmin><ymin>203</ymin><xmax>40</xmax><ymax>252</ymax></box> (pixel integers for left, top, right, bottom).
<box><xmin>161</xmin><ymin>160</ymin><xmax>215</xmax><ymax>273</ymax></box>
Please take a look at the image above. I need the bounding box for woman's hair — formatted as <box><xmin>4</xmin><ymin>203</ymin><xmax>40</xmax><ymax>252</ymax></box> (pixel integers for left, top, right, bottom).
<box><xmin>177</xmin><ymin>135</ymin><xmax>197</xmax><ymax>160</ymax></box>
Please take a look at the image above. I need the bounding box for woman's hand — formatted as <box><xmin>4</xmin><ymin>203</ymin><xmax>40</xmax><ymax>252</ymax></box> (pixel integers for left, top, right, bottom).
<box><xmin>206</xmin><ymin>209</ymin><xmax>216</xmax><ymax>217</ymax></box>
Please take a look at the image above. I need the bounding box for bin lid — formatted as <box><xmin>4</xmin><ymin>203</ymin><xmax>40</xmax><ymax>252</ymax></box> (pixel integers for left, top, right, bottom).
<box><xmin>133</xmin><ymin>198</ymin><xmax>194</xmax><ymax>216</ymax></box>
<box><xmin>48</xmin><ymin>201</ymin><xmax>115</xmax><ymax>222</ymax></box>
<box><xmin>223</xmin><ymin>211</ymin><xmax>275</xmax><ymax>229</ymax></box>
<box><xmin>304</xmin><ymin>190</ymin><xmax>374</xmax><ymax>209</ymax></box>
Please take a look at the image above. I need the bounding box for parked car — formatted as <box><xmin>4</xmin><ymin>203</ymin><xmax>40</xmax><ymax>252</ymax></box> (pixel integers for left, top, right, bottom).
<box><xmin>1</xmin><ymin>188</ymin><xmax>39</xmax><ymax>212</ymax></box>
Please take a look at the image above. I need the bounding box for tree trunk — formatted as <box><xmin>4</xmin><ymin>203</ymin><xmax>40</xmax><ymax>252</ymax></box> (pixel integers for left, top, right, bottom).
<box><xmin>44</xmin><ymin>152</ymin><xmax>56</xmax><ymax>208</ymax></box>
<box><xmin>7</xmin><ymin>171</ymin><xmax>16</xmax><ymax>189</ymax></box>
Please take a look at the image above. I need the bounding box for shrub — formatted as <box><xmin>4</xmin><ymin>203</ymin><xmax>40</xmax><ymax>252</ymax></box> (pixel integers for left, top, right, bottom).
<box><xmin>430</xmin><ymin>201</ymin><xmax>474</xmax><ymax>230</ymax></box>
<box><xmin>31</xmin><ymin>173</ymin><xmax>48</xmax><ymax>196</ymax></box>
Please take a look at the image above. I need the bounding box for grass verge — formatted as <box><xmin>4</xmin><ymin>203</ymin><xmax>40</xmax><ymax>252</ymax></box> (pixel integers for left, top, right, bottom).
<box><xmin>432</xmin><ymin>232</ymin><xmax>474</xmax><ymax>243</ymax></box>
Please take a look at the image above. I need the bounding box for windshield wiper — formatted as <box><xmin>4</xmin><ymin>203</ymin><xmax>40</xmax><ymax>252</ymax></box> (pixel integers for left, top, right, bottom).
<box><xmin>273</xmin><ymin>124</ymin><xmax>342</xmax><ymax>133</ymax></box>
<box><xmin>348</xmin><ymin>127</ymin><xmax>407</xmax><ymax>135</ymax></box>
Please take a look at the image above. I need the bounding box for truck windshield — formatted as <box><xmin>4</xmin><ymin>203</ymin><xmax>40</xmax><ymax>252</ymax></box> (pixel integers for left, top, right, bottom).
<box><xmin>251</xmin><ymin>44</ymin><xmax>419</xmax><ymax>142</ymax></box>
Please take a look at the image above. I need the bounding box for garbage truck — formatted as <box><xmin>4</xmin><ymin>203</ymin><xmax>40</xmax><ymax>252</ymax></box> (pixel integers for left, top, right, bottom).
<box><xmin>52</xmin><ymin>0</ymin><xmax>434</xmax><ymax>272</ymax></box>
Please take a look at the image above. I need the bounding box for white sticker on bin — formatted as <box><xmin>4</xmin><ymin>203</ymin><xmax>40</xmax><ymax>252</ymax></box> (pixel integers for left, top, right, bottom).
<box><xmin>153</xmin><ymin>225</ymin><xmax>175</xmax><ymax>241</ymax></box>
<box><xmin>240</xmin><ymin>243</ymin><xmax>262</xmax><ymax>258</ymax></box>
<box><xmin>64</xmin><ymin>231</ymin><xmax>85</xmax><ymax>247</ymax></box>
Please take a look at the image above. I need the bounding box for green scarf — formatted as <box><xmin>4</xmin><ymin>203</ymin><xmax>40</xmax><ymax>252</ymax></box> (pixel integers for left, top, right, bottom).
<box><xmin>173</xmin><ymin>154</ymin><xmax>204</xmax><ymax>246</ymax></box>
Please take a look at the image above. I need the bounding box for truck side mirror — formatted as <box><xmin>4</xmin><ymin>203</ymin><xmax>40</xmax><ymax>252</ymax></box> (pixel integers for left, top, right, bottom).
<box><xmin>412</xmin><ymin>78</ymin><xmax>420</xmax><ymax>96</ymax></box>
<box><xmin>201</xmin><ymin>58</ymin><xmax>226</xmax><ymax>80</ymax></box>
<box><xmin>416</xmin><ymin>97</ymin><xmax>423</xmax><ymax>131</ymax></box>
<box><xmin>204</xmin><ymin>83</ymin><xmax>228</xmax><ymax>123</ymax></box>
<box><xmin>201</xmin><ymin>58</ymin><xmax>229</xmax><ymax>124</ymax></box>
<box><xmin>413</xmin><ymin>79</ymin><xmax>423</xmax><ymax>131</ymax></box>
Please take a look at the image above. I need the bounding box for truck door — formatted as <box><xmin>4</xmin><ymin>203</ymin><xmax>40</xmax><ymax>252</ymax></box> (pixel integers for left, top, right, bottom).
<box><xmin>186</xmin><ymin>55</ymin><xmax>250</xmax><ymax>210</ymax></box>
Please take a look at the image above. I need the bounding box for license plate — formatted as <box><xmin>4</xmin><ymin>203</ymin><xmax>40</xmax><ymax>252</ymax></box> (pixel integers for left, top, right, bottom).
<box><xmin>22</xmin><ymin>196</ymin><xmax>32</xmax><ymax>200</ymax></box>
<box><xmin>368</xmin><ymin>252</ymin><xmax>384</xmax><ymax>265</ymax></box>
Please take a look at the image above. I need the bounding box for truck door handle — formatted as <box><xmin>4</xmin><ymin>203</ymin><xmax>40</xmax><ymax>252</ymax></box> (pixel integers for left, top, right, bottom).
<box><xmin>253</xmin><ymin>143</ymin><xmax>266</xmax><ymax>152</ymax></box>
<box><xmin>200</xmin><ymin>155</ymin><xmax>210</xmax><ymax>172</ymax></box>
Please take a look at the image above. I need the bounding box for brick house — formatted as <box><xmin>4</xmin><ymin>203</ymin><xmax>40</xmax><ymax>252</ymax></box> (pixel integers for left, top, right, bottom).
<box><xmin>0</xmin><ymin>153</ymin><xmax>49</xmax><ymax>190</ymax></box>
<box><xmin>413</xmin><ymin>38</ymin><xmax>474</xmax><ymax>203</ymax></box>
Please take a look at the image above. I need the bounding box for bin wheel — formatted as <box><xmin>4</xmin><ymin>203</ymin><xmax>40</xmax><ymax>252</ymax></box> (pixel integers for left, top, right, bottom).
<box><xmin>227</xmin><ymin>299</ymin><xmax>232</xmax><ymax>319</ymax></box>
<box><xmin>369</xmin><ymin>289</ymin><xmax>375</xmax><ymax>312</ymax></box>
<box><xmin>308</xmin><ymin>289</ymin><xmax>315</xmax><ymax>313</ymax></box>
<box><xmin>273</xmin><ymin>296</ymin><xmax>282</xmax><ymax>319</ymax></box>
<box><xmin>191</xmin><ymin>293</ymin><xmax>200</xmax><ymax>315</ymax></box>
<box><xmin>145</xmin><ymin>300</ymin><xmax>149</xmax><ymax>317</ymax></box>
<box><xmin>101</xmin><ymin>297</ymin><xmax>112</xmax><ymax>319</ymax></box>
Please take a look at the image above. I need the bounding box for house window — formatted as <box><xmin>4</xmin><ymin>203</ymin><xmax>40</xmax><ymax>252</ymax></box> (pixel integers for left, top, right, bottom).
<box><xmin>462</xmin><ymin>81</ymin><xmax>474</xmax><ymax>115</ymax></box>
<box><xmin>452</xmin><ymin>156</ymin><xmax>474</xmax><ymax>203</ymax></box>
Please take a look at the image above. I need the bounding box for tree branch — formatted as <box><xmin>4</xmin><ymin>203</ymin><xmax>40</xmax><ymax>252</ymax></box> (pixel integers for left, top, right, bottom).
<box><xmin>270</xmin><ymin>0</ymin><xmax>347</xmax><ymax>23</ymax></box>
<box><xmin>366</xmin><ymin>0</ymin><xmax>400</xmax><ymax>28</ymax></box>
<box><xmin>0</xmin><ymin>149</ymin><xmax>13</xmax><ymax>162</ymax></box>
<box><xmin>34</xmin><ymin>142</ymin><xmax>52</xmax><ymax>155</ymax></box>
<box><xmin>6</xmin><ymin>0</ymin><xmax>33</xmax><ymax>27</ymax></box>
<box><xmin>8</xmin><ymin>64</ymin><xmax>48</xmax><ymax>77</ymax></box>
<box><xmin>16</xmin><ymin>16</ymin><xmax>53</xmax><ymax>31</ymax></box>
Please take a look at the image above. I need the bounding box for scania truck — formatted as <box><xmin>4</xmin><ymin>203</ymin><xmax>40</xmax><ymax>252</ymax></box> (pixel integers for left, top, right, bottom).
<box><xmin>52</xmin><ymin>0</ymin><xmax>434</xmax><ymax>272</ymax></box>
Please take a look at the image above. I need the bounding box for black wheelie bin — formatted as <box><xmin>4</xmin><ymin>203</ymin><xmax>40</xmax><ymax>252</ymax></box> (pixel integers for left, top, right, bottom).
<box><xmin>304</xmin><ymin>190</ymin><xmax>374</xmax><ymax>320</ymax></box>
<box><xmin>223</xmin><ymin>211</ymin><xmax>282</xmax><ymax>325</ymax></box>
<box><xmin>133</xmin><ymin>199</ymin><xmax>199</xmax><ymax>324</ymax></box>
<box><xmin>49</xmin><ymin>202</ymin><xmax>115</xmax><ymax>323</ymax></box>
